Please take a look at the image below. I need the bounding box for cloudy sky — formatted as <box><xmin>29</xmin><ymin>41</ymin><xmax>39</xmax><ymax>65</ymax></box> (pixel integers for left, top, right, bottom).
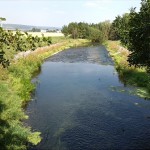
<box><xmin>0</xmin><ymin>0</ymin><xmax>141</xmax><ymax>27</ymax></box>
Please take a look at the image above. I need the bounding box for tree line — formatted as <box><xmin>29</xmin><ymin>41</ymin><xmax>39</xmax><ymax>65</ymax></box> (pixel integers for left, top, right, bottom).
<box><xmin>61</xmin><ymin>21</ymin><xmax>118</xmax><ymax>43</ymax></box>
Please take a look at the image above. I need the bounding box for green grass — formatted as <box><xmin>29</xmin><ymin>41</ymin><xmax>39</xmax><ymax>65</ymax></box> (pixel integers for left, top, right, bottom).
<box><xmin>106</xmin><ymin>40</ymin><xmax>150</xmax><ymax>98</ymax></box>
<box><xmin>51</xmin><ymin>36</ymin><xmax>67</xmax><ymax>44</ymax></box>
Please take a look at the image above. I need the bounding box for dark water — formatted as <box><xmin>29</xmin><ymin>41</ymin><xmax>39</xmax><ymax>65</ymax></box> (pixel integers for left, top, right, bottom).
<box><xmin>26</xmin><ymin>46</ymin><xmax>150</xmax><ymax>150</ymax></box>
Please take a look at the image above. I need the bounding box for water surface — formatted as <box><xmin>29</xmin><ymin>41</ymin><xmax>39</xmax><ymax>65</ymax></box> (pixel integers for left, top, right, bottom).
<box><xmin>26</xmin><ymin>46</ymin><xmax>150</xmax><ymax>150</ymax></box>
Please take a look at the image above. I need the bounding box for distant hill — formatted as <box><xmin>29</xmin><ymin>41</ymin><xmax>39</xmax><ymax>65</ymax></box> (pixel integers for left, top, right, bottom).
<box><xmin>3</xmin><ymin>23</ymin><xmax>61</xmax><ymax>31</ymax></box>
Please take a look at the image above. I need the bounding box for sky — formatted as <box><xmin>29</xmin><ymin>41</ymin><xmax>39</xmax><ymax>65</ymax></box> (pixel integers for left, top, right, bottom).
<box><xmin>0</xmin><ymin>0</ymin><xmax>141</xmax><ymax>27</ymax></box>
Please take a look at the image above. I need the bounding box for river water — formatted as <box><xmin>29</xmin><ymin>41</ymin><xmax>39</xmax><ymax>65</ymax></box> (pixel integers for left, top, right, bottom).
<box><xmin>26</xmin><ymin>46</ymin><xmax>150</xmax><ymax>150</ymax></box>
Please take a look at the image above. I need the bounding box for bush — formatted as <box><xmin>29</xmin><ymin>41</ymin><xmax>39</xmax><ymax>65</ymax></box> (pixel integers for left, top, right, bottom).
<box><xmin>88</xmin><ymin>27</ymin><xmax>104</xmax><ymax>43</ymax></box>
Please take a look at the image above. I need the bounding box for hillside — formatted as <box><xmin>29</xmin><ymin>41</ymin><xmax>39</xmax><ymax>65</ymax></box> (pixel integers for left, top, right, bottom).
<box><xmin>3</xmin><ymin>23</ymin><xmax>61</xmax><ymax>31</ymax></box>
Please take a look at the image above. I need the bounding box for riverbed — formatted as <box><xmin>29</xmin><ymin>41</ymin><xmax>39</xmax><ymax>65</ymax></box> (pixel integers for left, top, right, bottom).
<box><xmin>26</xmin><ymin>46</ymin><xmax>150</xmax><ymax>150</ymax></box>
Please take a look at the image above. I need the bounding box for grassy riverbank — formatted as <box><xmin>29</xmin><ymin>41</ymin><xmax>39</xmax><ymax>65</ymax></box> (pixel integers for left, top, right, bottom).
<box><xmin>106</xmin><ymin>41</ymin><xmax>150</xmax><ymax>98</ymax></box>
<box><xmin>0</xmin><ymin>39</ymin><xmax>90</xmax><ymax>150</ymax></box>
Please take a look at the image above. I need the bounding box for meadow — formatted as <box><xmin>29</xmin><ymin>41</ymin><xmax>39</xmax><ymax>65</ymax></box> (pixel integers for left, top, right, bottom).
<box><xmin>13</xmin><ymin>31</ymin><xmax>64</xmax><ymax>37</ymax></box>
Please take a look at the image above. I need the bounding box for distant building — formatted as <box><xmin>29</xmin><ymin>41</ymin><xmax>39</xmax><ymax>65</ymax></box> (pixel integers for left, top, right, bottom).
<box><xmin>56</xmin><ymin>30</ymin><xmax>61</xmax><ymax>33</ymax></box>
<box><xmin>40</xmin><ymin>29</ymin><xmax>47</xmax><ymax>33</ymax></box>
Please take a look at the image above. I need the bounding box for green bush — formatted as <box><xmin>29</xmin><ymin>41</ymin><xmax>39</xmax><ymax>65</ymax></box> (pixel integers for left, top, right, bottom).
<box><xmin>88</xmin><ymin>27</ymin><xmax>104</xmax><ymax>43</ymax></box>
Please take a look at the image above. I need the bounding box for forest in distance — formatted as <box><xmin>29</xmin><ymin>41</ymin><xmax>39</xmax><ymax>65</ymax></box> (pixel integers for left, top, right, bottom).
<box><xmin>0</xmin><ymin>0</ymin><xmax>150</xmax><ymax>149</ymax></box>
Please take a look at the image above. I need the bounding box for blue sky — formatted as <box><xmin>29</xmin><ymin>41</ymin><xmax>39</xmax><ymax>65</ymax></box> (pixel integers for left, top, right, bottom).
<box><xmin>0</xmin><ymin>0</ymin><xmax>141</xmax><ymax>27</ymax></box>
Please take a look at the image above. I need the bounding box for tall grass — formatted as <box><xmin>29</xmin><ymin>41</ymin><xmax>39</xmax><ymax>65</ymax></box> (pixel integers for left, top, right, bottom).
<box><xmin>106</xmin><ymin>41</ymin><xmax>150</xmax><ymax>98</ymax></box>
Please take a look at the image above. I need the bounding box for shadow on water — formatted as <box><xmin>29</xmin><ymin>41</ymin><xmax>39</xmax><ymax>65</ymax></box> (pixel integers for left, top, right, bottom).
<box><xmin>26</xmin><ymin>46</ymin><xmax>150</xmax><ymax>150</ymax></box>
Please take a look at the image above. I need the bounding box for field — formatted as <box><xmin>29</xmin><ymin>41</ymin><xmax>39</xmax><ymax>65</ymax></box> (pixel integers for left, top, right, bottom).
<box><xmin>27</xmin><ymin>32</ymin><xmax>64</xmax><ymax>37</ymax></box>
<box><xmin>13</xmin><ymin>31</ymin><xmax>64</xmax><ymax>37</ymax></box>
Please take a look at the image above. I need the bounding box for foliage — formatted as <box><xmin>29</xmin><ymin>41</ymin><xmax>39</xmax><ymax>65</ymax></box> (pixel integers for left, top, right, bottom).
<box><xmin>27</xmin><ymin>132</ymin><xmax>41</xmax><ymax>145</ymax></box>
<box><xmin>88</xmin><ymin>27</ymin><xmax>104</xmax><ymax>43</ymax></box>
<box><xmin>109</xmin><ymin>24</ymin><xmax>120</xmax><ymax>40</ymax></box>
<box><xmin>0</xmin><ymin>53</ymin><xmax>43</xmax><ymax>149</ymax></box>
<box><xmin>68</xmin><ymin>22</ymin><xmax>79</xmax><ymax>39</ymax></box>
<box><xmin>61</xmin><ymin>21</ymin><xmax>112</xmax><ymax>43</ymax></box>
<box><xmin>112</xmin><ymin>13</ymin><xmax>130</xmax><ymax>46</ymax></box>
<box><xmin>31</xmin><ymin>28</ymin><xmax>41</xmax><ymax>32</ymax></box>
<box><xmin>61</xmin><ymin>25</ymin><xmax>69</xmax><ymax>37</ymax></box>
<box><xmin>77</xmin><ymin>22</ymin><xmax>89</xmax><ymax>38</ymax></box>
<box><xmin>127</xmin><ymin>0</ymin><xmax>150</xmax><ymax>70</ymax></box>
<box><xmin>0</xmin><ymin>17</ymin><xmax>6</xmax><ymax>21</ymax></box>
<box><xmin>90</xmin><ymin>20</ymin><xmax>112</xmax><ymax>41</ymax></box>
<box><xmin>0</xmin><ymin>28</ymin><xmax>52</xmax><ymax>67</ymax></box>
<box><xmin>9</xmin><ymin>55</ymin><xmax>42</xmax><ymax>102</ymax></box>
<box><xmin>112</xmin><ymin>0</ymin><xmax>150</xmax><ymax>71</ymax></box>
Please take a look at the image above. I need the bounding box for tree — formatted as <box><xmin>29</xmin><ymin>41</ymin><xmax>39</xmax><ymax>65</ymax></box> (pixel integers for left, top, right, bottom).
<box><xmin>68</xmin><ymin>22</ymin><xmax>79</xmax><ymax>39</ymax></box>
<box><xmin>61</xmin><ymin>21</ymin><xmax>112</xmax><ymax>43</ymax></box>
<box><xmin>109</xmin><ymin>24</ymin><xmax>119</xmax><ymax>40</ymax></box>
<box><xmin>127</xmin><ymin>0</ymin><xmax>150</xmax><ymax>71</ymax></box>
<box><xmin>77</xmin><ymin>22</ymin><xmax>89</xmax><ymax>38</ymax></box>
<box><xmin>88</xmin><ymin>27</ymin><xmax>104</xmax><ymax>43</ymax></box>
<box><xmin>0</xmin><ymin>17</ymin><xmax>6</xmax><ymax>28</ymax></box>
<box><xmin>31</xmin><ymin>28</ymin><xmax>40</xmax><ymax>32</ymax></box>
<box><xmin>61</xmin><ymin>25</ymin><xmax>69</xmax><ymax>37</ymax></box>
<box><xmin>98</xmin><ymin>20</ymin><xmax>111</xmax><ymax>41</ymax></box>
<box><xmin>112</xmin><ymin>13</ymin><xmax>130</xmax><ymax>46</ymax></box>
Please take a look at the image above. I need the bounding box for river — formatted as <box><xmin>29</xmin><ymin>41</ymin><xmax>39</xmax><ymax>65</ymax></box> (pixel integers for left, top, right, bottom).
<box><xmin>26</xmin><ymin>46</ymin><xmax>150</xmax><ymax>150</ymax></box>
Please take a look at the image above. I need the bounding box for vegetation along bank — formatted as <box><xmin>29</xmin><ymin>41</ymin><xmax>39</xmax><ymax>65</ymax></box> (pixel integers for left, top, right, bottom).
<box><xmin>0</xmin><ymin>31</ymin><xmax>90</xmax><ymax>149</ymax></box>
<box><xmin>106</xmin><ymin>0</ymin><xmax>150</xmax><ymax>98</ymax></box>
<box><xmin>106</xmin><ymin>41</ymin><xmax>150</xmax><ymax>99</ymax></box>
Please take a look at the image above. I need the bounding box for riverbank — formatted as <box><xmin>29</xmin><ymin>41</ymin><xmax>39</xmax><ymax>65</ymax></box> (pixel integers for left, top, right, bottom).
<box><xmin>105</xmin><ymin>41</ymin><xmax>150</xmax><ymax>99</ymax></box>
<box><xmin>0</xmin><ymin>39</ymin><xmax>90</xmax><ymax>150</ymax></box>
